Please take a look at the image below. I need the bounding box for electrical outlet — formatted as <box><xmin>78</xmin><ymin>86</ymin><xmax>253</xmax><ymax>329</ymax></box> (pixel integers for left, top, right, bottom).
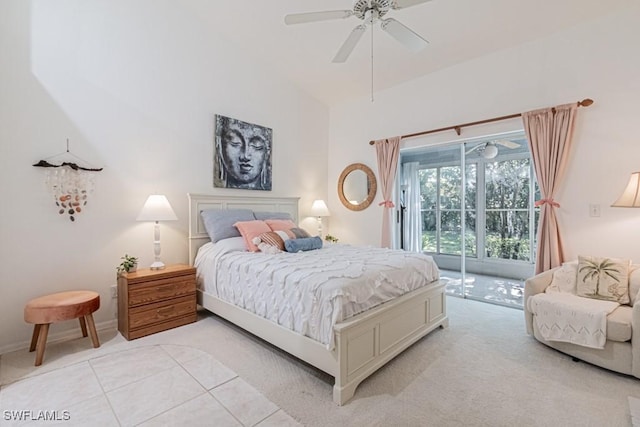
<box><xmin>110</xmin><ymin>285</ymin><xmax>118</xmax><ymax>299</ymax></box>
<box><xmin>589</xmin><ymin>204</ymin><xmax>601</xmax><ymax>217</ymax></box>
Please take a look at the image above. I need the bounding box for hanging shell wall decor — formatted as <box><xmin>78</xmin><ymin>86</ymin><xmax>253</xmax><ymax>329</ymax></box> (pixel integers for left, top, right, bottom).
<box><xmin>34</xmin><ymin>160</ymin><xmax>102</xmax><ymax>222</ymax></box>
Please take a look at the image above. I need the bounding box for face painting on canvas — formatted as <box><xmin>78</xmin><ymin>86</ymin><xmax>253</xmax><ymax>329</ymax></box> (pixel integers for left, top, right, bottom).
<box><xmin>214</xmin><ymin>115</ymin><xmax>272</xmax><ymax>191</ymax></box>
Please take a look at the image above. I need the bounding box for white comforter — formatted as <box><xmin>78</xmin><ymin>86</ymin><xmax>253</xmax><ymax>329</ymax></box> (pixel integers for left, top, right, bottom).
<box><xmin>195</xmin><ymin>241</ymin><xmax>439</xmax><ymax>349</ymax></box>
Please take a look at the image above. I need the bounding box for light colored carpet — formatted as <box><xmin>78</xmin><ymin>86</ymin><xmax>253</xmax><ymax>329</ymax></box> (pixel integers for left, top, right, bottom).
<box><xmin>2</xmin><ymin>296</ymin><xmax>640</xmax><ymax>426</ymax></box>
<box><xmin>630</xmin><ymin>396</ymin><xmax>640</xmax><ymax>427</ymax></box>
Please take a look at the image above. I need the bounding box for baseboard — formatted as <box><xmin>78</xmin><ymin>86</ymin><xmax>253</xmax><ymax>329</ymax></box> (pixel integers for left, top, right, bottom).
<box><xmin>0</xmin><ymin>319</ymin><xmax>118</xmax><ymax>356</ymax></box>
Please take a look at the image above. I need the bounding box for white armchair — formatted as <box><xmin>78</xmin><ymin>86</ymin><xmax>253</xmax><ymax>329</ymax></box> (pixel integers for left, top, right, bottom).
<box><xmin>524</xmin><ymin>265</ymin><xmax>640</xmax><ymax>379</ymax></box>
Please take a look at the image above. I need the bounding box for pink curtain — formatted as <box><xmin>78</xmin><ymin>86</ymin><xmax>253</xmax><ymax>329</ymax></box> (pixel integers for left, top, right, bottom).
<box><xmin>375</xmin><ymin>136</ymin><xmax>401</xmax><ymax>248</ymax></box>
<box><xmin>523</xmin><ymin>103</ymin><xmax>577</xmax><ymax>274</ymax></box>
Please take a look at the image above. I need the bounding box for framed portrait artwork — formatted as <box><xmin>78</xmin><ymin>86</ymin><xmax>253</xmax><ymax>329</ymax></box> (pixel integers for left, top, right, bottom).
<box><xmin>214</xmin><ymin>115</ymin><xmax>272</xmax><ymax>191</ymax></box>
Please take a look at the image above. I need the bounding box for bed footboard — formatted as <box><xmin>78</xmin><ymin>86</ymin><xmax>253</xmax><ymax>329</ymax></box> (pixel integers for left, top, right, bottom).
<box><xmin>333</xmin><ymin>281</ymin><xmax>447</xmax><ymax>405</ymax></box>
<box><xmin>198</xmin><ymin>281</ymin><xmax>447</xmax><ymax>406</ymax></box>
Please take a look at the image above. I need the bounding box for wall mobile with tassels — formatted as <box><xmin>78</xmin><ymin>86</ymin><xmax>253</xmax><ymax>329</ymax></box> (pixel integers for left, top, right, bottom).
<box><xmin>33</xmin><ymin>140</ymin><xmax>103</xmax><ymax>222</ymax></box>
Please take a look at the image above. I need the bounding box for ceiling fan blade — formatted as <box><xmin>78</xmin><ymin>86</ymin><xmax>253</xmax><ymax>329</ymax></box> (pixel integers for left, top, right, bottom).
<box><xmin>391</xmin><ymin>0</ymin><xmax>433</xmax><ymax>10</ymax></box>
<box><xmin>284</xmin><ymin>10</ymin><xmax>353</xmax><ymax>25</ymax></box>
<box><xmin>465</xmin><ymin>144</ymin><xmax>483</xmax><ymax>155</ymax></box>
<box><xmin>380</xmin><ymin>18</ymin><xmax>429</xmax><ymax>52</ymax></box>
<box><xmin>332</xmin><ymin>25</ymin><xmax>367</xmax><ymax>63</ymax></box>
<box><xmin>494</xmin><ymin>139</ymin><xmax>520</xmax><ymax>149</ymax></box>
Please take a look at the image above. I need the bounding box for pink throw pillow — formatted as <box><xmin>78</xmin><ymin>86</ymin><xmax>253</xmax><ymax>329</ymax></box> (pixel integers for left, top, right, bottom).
<box><xmin>234</xmin><ymin>220</ymin><xmax>271</xmax><ymax>252</ymax></box>
<box><xmin>265</xmin><ymin>219</ymin><xmax>297</xmax><ymax>232</ymax></box>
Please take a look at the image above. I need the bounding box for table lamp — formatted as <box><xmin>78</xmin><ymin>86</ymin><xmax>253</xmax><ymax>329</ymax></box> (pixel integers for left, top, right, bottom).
<box><xmin>310</xmin><ymin>199</ymin><xmax>330</xmax><ymax>238</ymax></box>
<box><xmin>137</xmin><ymin>194</ymin><xmax>177</xmax><ymax>270</ymax></box>
<box><xmin>612</xmin><ymin>172</ymin><xmax>640</xmax><ymax>207</ymax></box>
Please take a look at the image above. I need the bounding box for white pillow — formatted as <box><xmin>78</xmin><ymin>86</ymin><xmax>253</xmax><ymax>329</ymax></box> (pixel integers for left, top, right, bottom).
<box><xmin>251</xmin><ymin>237</ymin><xmax>281</xmax><ymax>254</ymax></box>
<box><xmin>194</xmin><ymin>237</ymin><xmax>247</xmax><ymax>270</ymax></box>
<box><xmin>545</xmin><ymin>262</ymin><xmax>578</xmax><ymax>294</ymax></box>
<box><xmin>214</xmin><ymin>236</ymin><xmax>248</xmax><ymax>252</ymax></box>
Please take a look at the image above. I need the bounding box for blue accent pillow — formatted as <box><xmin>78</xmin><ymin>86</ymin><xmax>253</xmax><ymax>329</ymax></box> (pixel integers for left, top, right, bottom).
<box><xmin>285</xmin><ymin>236</ymin><xmax>323</xmax><ymax>253</ymax></box>
<box><xmin>201</xmin><ymin>209</ymin><xmax>255</xmax><ymax>243</ymax></box>
<box><xmin>253</xmin><ymin>211</ymin><xmax>293</xmax><ymax>221</ymax></box>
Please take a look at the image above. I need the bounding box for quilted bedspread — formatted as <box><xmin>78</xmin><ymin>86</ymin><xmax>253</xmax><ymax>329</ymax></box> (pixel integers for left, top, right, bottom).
<box><xmin>195</xmin><ymin>241</ymin><xmax>439</xmax><ymax>349</ymax></box>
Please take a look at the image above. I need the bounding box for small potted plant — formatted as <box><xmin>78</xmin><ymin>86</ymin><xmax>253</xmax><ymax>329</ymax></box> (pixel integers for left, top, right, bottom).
<box><xmin>325</xmin><ymin>234</ymin><xmax>339</xmax><ymax>244</ymax></box>
<box><xmin>117</xmin><ymin>254</ymin><xmax>138</xmax><ymax>275</ymax></box>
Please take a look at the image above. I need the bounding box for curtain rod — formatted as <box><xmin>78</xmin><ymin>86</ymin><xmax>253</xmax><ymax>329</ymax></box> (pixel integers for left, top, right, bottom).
<box><xmin>368</xmin><ymin>98</ymin><xmax>594</xmax><ymax>145</ymax></box>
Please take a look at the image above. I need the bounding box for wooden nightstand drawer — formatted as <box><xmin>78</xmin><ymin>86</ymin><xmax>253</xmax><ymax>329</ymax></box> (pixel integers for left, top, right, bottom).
<box><xmin>129</xmin><ymin>295</ymin><xmax>196</xmax><ymax>329</ymax></box>
<box><xmin>117</xmin><ymin>264</ymin><xmax>197</xmax><ymax>340</ymax></box>
<box><xmin>128</xmin><ymin>277</ymin><xmax>196</xmax><ymax>306</ymax></box>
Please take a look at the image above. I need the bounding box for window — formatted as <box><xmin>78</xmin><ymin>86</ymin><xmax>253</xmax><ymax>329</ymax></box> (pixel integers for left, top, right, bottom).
<box><xmin>403</xmin><ymin>133</ymin><xmax>537</xmax><ymax>265</ymax></box>
<box><xmin>419</xmin><ymin>165</ymin><xmax>476</xmax><ymax>256</ymax></box>
<box><xmin>484</xmin><ymin>158</ymin><xmax>533</xmax><ymax>261</ymax></box>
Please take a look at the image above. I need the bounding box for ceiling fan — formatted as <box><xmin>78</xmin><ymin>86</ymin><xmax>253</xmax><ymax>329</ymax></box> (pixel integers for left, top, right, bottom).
<box><xmin>284</xmin><ymin>0</ymin><xmax>432</xmax><ymax>63</ymax></box>
<box><xmin>466</xmin><ymin>140</ymin><xmax>521</xmax><ymax>159</ymax></box>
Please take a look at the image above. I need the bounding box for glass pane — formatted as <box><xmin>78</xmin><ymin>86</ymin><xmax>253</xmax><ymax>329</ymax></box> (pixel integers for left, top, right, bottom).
<box><xmin>440</xmin><ymin>166</ymin><xmax>461</xmax><ymax>210</ymax></box>
<box><xmin>465</xmin><ymin>210</ymin><xmax>477</xmax><ymax>257</ymax></box>
<box><xmin>485</xmin><ymin>159</ymin><xmax>530</xmax><ymax>209</ymax></box>
<box><xmin>485</xmin><ymin>210</ymin><xmax>530</xmax><ymax>260</ymax></box>
<box><xmin>533</xmin><ymin>175</ymin><xmax>540</xmax><ymax>262</ymax></box>
<box><xmin>419</xmin><ymin>169</ymin><xmax>437</xmax><ymax>210</ymax></box>
<box><xmin>533</xmin><ymin>207</ymin><xmax>540</xmax><ymax>260</ymax></box>
<box><xmin>440</xmin><ymin>210</ymin><xmax>461</xmax><ymax>255</ymax></box>
<box><xmin>465</xmin><ymin>164</ymin><xmax>477</xmax><ymax>210</ymax></box>
<box><xmin>421</xmin><ymin>210</ymin><xmax>437</xmax><ymax>252</ymax></box>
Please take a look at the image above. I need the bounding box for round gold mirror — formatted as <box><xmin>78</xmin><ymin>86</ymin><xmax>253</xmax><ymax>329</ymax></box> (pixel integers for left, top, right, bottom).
<box><xmin>338</xmin><ymin>163</ymin><xmax>377</xmax><ymax>211</ymax></box>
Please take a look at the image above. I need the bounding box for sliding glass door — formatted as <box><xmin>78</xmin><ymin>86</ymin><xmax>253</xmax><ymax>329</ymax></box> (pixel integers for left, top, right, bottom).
<box><xmin>399</xmin><ymin>132</ymin><xmax>535</xmax><ymax>308</ymax></box>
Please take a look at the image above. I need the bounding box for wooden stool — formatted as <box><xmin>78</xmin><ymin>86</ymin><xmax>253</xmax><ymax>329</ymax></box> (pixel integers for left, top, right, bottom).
<box><xmin>24</xmin><ymin>290</ymin><xmax>100</xmax><ymax>366</ymax></box>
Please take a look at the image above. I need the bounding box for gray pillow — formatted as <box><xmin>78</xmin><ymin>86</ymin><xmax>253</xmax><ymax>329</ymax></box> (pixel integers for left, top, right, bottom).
<box><xmin>253</xmin><ymin>211</ymin><xmax>293</xmax><ymax>221</ymax></box>
<box><xmin>290</xmin><ymin>227</ymin><xmax>311</xmax><ymax>238</ymax></box>
<box><xmin>201</xmin><ymin>209</ymin><xmax>255</xmax><ymax>243</ymax></box>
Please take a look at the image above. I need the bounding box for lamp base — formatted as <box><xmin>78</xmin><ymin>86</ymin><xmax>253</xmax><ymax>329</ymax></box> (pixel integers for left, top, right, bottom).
<box><xmin>317</xmin><ymin>216</ymin><xmax>323</xmax><ymax>239</ymax></box>
<box><xmin>149</xmin><ymin>261</ymin><xmax>166</xmax><ymax>270</ymax></box>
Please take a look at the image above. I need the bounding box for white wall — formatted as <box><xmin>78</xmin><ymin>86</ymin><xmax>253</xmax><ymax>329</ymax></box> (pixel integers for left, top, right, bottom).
<box><xmin>0</xmin><ymin>1</ymin><xmax>329</xmax><ymax>352</ymax></box>
<box><xmin>328</xmin><ymin>3</ymin><xmax>640</xmax><ymax>264</ymax></box>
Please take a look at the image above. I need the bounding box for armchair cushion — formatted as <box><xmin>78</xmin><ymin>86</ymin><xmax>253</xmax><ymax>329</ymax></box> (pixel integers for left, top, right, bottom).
<box><xmin>607</xmin><ymin>305</ymin><xmax>632</xmax><ymax>342</ymax></box>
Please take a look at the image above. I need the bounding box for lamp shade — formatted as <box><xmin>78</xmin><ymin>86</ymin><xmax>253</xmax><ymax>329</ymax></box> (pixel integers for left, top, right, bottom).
<box><xmin>310</xmin><ymin>199</ymin><xmax>330</xmax><ymax>217</ymax></box>
<box><xmin>612</xmin><ymin>172</ymin><xmax>640</xmax><ymax>207</ymax></box>
<box><xmin>137</xmin><ymin>195</ymin><xmax>178</xmax><ymax>221</ymax></box>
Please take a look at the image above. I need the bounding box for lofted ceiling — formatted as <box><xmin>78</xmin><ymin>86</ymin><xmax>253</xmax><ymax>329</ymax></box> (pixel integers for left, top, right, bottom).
<box><xmin>187</xmin><ymin>0</ymin><xmax>630</xmax><ymax>106</ymax></box>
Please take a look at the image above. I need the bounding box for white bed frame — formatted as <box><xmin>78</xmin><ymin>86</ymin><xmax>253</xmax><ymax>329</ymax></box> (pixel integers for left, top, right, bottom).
<box><xmin>188</xmin><ymin>193</ymin><xmax>448</xmax><ymax>405</ymax></box>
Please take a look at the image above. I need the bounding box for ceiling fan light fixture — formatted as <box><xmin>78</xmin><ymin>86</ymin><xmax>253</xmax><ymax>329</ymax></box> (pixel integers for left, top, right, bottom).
<box><xmin>284</xmin><ymin>0</ymin><xmax>432</xmax><ymax>63</ymax></box>
<box><xmin>482</xmin><ymin>144</ymin><xmax>499</xmax><ymax>159</ymax></box>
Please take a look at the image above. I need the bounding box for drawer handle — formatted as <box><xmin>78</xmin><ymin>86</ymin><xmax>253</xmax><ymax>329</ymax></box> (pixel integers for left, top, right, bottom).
<box><xmin>157</xmin><ymin>306</ymin><xmax>175</xmax><ymax>316</ymax></box>
<box><xmin>156</xmin><ymin>284</ymin><xmax>176</xmax><ymax>292</ymax></box>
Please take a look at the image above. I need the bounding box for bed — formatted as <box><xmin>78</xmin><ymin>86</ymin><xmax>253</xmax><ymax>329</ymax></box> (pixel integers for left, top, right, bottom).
<box><xmin>188</xmin><ymin>193</ymin><xmax>448</xmax><ymax>405</ymax></box>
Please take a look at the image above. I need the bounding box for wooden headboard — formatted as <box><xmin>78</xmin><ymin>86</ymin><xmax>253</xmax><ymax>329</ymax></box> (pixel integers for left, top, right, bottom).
<box><xmin>187</xmin><ymin>193</ymin><xmax>300</xmax><ymax>265</ymax></box>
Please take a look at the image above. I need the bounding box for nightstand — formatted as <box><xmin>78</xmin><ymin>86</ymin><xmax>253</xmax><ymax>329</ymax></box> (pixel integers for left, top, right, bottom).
<box><xmin>117</xmin><ymin>264</ymin><xmax>197</xmax><ymax>340</ymax></box>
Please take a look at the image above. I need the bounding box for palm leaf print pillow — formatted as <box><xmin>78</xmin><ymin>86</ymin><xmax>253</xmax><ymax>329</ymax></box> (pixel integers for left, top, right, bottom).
<box><xmin>577</xmin><ymin>255</ymin><xmax>630</xmax><ymax>304</ymax></box>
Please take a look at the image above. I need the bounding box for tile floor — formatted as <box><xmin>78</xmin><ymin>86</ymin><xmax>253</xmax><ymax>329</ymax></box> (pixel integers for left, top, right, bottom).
<box><xmin>0</xmin><ymin>344</ymin><xmax>299</xmax><ymax>426</ymax></box>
